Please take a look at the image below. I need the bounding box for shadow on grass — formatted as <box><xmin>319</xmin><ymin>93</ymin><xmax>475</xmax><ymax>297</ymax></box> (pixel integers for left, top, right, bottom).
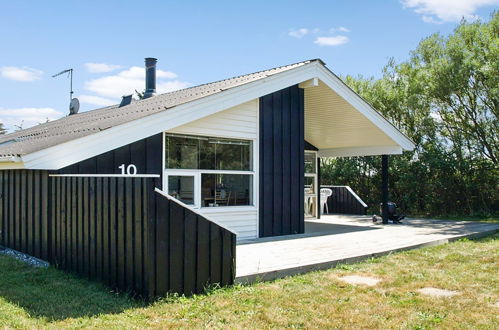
<box><xmin>0</xmin><ymin>255</ymin><xmax>146</xmax><ymax>321</ymax></box>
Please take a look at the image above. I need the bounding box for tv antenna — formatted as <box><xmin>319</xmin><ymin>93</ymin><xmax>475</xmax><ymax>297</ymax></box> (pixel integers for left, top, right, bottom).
<box><xmin>52</xmin><ymin>68</ymin><xmax>78</xmax><ymax>114</ymax></box>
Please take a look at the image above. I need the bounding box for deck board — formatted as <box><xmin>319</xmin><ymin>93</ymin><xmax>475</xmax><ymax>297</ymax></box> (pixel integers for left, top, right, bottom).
<box><xmin>235</xmin><ymin>215</ymin><xmax>499</xmax><ymax>283</ymax></box>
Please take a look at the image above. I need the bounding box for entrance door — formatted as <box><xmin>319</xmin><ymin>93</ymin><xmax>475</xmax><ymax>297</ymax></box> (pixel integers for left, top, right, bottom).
<box><xmin>304</xmin><ymin>151</ymin><xmax>318</xmax><ymax>218</ymax></box>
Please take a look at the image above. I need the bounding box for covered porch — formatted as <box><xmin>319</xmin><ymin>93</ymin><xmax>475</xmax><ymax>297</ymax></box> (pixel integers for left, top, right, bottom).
<box><xmin>300</xmin><ymin>77</ymin><xmax>414</xmax><ymax>220</ymax></box>
<box><xmin>235</xmin><ymin>215</ymin><xmax>499</xmax><ymax>283</ymax></box>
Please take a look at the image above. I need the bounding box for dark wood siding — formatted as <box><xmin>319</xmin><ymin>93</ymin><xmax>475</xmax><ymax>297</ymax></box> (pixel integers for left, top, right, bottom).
<box><xmin>321</xmin><ymin>185</ymin><xmax>368</xmax><ymax>215</ymax></box>
<box><xmin>0</xmin><ymin>170</ymin><xmax>50</xmax><ymax>260</ymax></box>
<box><xmin>0</xmin><ymin>172</ymin><xmax>236</xmax><ymax>298</ymax></box>
<box><xmin>58</xmin><ymin>134</ymin><xmax>163</xmax><ymax>189</ymax></box>
<box><xmin>259</xmin><ymin>85</ymin><xmax>305</xmax><ymax>237</ymax></box>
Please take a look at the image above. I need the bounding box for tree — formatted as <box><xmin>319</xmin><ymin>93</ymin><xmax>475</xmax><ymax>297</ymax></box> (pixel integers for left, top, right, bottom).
<box><xmin>321</xmin><ymin>13</ymin><xmax>498</xmax><ymax>217</ymax></box>
<box><xmin>0</xmin><ymin>122</ymin><xmax>6</xmax><ymax>135</ymax></box>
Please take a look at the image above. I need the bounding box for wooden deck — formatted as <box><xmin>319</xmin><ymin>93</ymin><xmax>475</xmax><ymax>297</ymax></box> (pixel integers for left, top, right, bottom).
<box><xmin>235</xmin><ymin>215</ymin><xmax>499</xmax><ymax>283</ymax></box>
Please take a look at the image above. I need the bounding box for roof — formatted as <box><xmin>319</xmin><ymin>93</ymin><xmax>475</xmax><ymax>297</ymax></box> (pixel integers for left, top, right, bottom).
<box><xmin>0</xmin><ymin>60</ymin><xmax>318</xmax><ymax>157</ymax></box>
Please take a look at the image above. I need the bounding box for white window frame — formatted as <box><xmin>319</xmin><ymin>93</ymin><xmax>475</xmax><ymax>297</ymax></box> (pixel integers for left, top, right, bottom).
<box><xmin>162</xmin><ymin>132</ymin><xmax>256</xmax><ymax>210</ymax></box>
<box><xmin>164</xmin><ymin>170</ymin><xmax>200</xmax><ymax>207</ymax></box>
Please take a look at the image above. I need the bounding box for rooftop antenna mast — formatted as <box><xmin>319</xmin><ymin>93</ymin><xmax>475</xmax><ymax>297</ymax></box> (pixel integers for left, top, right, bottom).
<box><xmin>52</xmin><ymin>68</ymin><xmax>73</xmax><ymax>104</ymax></box>
<box><xmin>52</xmin><ymin>68</ymin><xmax>79</xmax><ymax>115</ymax></box>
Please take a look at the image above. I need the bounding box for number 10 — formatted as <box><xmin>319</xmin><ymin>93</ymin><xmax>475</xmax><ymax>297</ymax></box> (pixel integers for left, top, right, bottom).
<box><xmin>118</xmin><ymin>164</ymin><xmax>137</xmax><ymax>175</ymax></box>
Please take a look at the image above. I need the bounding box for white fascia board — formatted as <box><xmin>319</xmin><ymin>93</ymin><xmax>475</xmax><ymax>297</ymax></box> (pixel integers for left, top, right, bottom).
<box><xmin>315</xmin><ymin>65</ymin><xmax>416</xmax><ymax>151</ymax></box>
<box><xmin>318</xmin><ymin>146</ymin><xmax>403</xmax><ymax>158</ymax></box>
<box><xmin>23</xmin><ymin>62</ymin><xmax>321</xmax><ymax>170</ymax></box>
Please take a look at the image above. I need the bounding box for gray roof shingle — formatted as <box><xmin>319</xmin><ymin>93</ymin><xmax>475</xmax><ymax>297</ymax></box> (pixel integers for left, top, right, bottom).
<box><xmin>0</xmin><ymin>59</ymin><xmax>317</xmax><ymax>157</ymax></box>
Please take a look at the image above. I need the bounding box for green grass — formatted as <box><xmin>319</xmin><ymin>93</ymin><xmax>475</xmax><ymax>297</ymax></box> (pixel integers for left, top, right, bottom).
<box><xmin>426</xmin><ymin>215</ymin><xmax>499</xmax><ymax>223</ymax></box>
<box><xmin>0</xmin><ymin>234</ymin><xmax>498</xmax><ymax>329</ymax></box>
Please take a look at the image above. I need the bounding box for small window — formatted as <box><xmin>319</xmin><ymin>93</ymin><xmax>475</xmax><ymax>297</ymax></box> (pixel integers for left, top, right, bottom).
<box><xmin>305</xmin><ymin>152</ymin><xmax>317</xmax><ymax>174</ymax></box>
<box><xmin>201</xmin><ymin>174</ymin><xmax>252</xmax><ymax>207</ymax></box>
<box><xmin>168</xmin><ymin>175</ymin><xmax>195</xmax><ymax>205</ymax></box>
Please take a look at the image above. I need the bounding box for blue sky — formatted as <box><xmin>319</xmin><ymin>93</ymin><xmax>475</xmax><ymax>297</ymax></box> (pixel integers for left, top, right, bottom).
<box><xmin>0</xmin><ymin>0</ymin><xmax>497</xmax><ymax>132</ymax></box>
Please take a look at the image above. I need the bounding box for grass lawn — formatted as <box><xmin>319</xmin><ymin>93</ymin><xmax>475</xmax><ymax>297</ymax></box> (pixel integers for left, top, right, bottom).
<box><xmin>0</xmin><ymin>234</ymin><xmax>497</xmax><ymax>329</ymax></box>
<box><xmin>427</xmin><ymin>215</ymin><xmax>499</xmax><ymax>223</ymax></box>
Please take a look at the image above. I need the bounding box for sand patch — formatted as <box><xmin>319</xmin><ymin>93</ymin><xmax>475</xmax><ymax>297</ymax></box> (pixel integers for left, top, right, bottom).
<box><xmin>338</xmin><ymin>275</ymin><xmax>381</xmax><ymax>287</ymax></box>
<box><xmin>417</xmin><ymin>287</ymin><xmax>459</xmax><ymax>297</ymax></box>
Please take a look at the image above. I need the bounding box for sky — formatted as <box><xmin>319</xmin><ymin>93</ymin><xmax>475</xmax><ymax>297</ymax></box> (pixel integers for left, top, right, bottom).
<box><xmin>0</xmin><ymin>0</ymin><xmax>497</xmax><ymax>132</ymax></box>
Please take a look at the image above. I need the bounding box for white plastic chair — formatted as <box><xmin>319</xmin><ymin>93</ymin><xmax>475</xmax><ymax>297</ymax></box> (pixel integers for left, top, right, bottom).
<box><xmin>320</xmin><ymin>188</ymin><xmax>333</xmax><ymax>214</ymax></box>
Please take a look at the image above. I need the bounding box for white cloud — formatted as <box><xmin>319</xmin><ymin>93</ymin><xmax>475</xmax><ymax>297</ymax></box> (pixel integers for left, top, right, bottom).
<box><xmin>79</xmin><ymin>95</ymin><xmax>116</xmax><ymax>107</ymax></box>
<box><xmin>288</xmin><ymin>28</ymin><xmax>309</xmax><ymax>38</ymax></box>
<box><xmin>0</xmin><ymin>66</ymin><xmax>43</xmax><ymax>82</ymax></box>
<box><xmin>401</xmin><ymin>0</ymin><xmax>499</xmax><ymax>23</ymax></box>
<box><xmin>85</xmin><ymin>63</ymin><xmax>123</xmax><ymax>73</ymax></box>
<box><xmin>0</xmin><ymin>107</ymin><xmax>63</xmax><ymax>131</ymax></box>
<box><xmin>84</xmin><ymin>66</ymin><xmax>187</xmax><ymax>99</ymax></box>
<box><xmin>330</xmin><ymin>26</ymin><xmax>350</xmax><ymax>33</ymax></box>
<box><xmin>421</xmin><ymin>15</ymin><xmax>441</xmax><ymax>24</ymax></box>
<box><xmin>314</xmin><ymin>35</ymin><xmax>349</xmax><ymax>46</ymax></box>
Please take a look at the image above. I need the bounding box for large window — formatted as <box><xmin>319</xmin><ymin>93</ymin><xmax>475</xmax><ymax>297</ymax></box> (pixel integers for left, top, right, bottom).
<box><xmin>165</xmin><ymin>134</ymin><xmax>251</xmax><ymax>170</ymax></box>
<box><xmin>201</xmin><ymin>174</ymin><xmax>252</xmax><ymax>207</ymax></box>
<box><xmin>164</xmin><ymin>133</ymin><xmax>254</xmax><ymax>208</ymax></box>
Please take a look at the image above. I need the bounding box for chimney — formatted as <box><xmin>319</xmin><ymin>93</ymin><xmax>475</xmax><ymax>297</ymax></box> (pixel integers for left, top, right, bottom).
<box><xmin>143</xmin><ymin>57</ymin><xmax>157</xmax><ymax>99</ymax></box>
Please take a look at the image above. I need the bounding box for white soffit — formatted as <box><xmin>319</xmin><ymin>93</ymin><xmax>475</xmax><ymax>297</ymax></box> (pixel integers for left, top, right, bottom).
<box><xmin>305</xmin><ymin>81</ymin><xmax>405</xmax><ymax>158</ymax></box>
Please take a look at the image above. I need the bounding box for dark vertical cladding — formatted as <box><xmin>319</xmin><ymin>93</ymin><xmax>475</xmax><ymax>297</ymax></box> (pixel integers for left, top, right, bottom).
<box><xmin>58</xmin><ymin>134</ymin><xmax>163</xmax><ymax>189</ymax></box>
<box><xmin>0</xmin><ymin>172</ymin><xmax>235</xmax><ymax>298</ymax></box>
<box><xmin>0</xmin><ymin>170</ymin><xmax>50</xmax><ymax>260</ymax></box>
<box><xmin>146</xmin><ymin>186</ymin><xmax>236</xmax><ymax>297</ymax></box>
<box><xmin>381</xmin><ymin>155</ymin><xmax>389</xmax><ymax>223</ymax></box>
<box><xmin>321</xmin><ymin>185</ymin><xmax>368</xmax><ymax>215</ymax></box>
<box><xmin>259</xmin><ymin>85</ymin><xmax>305</xmax><ymax>237</ymax></box>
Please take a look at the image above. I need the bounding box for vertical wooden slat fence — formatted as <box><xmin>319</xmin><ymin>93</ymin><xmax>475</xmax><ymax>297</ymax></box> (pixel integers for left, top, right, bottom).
<box><xmin>321</xmin><ymin>185</ymin><xmax>368</xmax><ymax>215</ymax></box>
<box><xmin>0</xmin><ymin>171</ymin><xmax>236</xmax><ymax>298</ymax></box>
<box><xmin>0</xmin><ymin>170</ymin><xmax>50</xmax><ymax>260</ymax></box>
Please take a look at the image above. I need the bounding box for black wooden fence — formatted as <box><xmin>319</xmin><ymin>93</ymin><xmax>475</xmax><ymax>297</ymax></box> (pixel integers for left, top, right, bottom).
<box><xmin>0</xmin><ymin>170</ymin><xmax>50</xmax><ymax>260</ymax></box>
<box><xmin>320</xmin><ymin>185</ymin><xmax>368</xmax><ymax>215</ymax></box>
<box><xmin>0</xmin><ymin>170</ymin><xmax>236</xmax><ymax>297</ymax></box>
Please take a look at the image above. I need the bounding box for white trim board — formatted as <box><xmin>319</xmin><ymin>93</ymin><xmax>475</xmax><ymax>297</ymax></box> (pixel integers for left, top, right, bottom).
<box><xmin>18</xmin><ymin>61</ymin><xmax>414</xmax><ymax>170</ymax></box>
<box><xmin>49</xmin><ymin>174</ymin><xmax>161</xmax><ymax>178</ymax></box>
<box><xmin>318</xmin><ymin>146</ymin><xmax>403</xmax><ymax>158</ymax></box>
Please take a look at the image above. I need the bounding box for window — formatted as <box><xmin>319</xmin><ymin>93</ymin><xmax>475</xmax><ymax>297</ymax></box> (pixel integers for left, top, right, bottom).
<box><xmin>304</xmin><ymin>152</ymin><xmax>316</xmax><ymax>174</ymax></box>
<box><xmin>201</xmin><ymin>174</ymin><xmax>252</xmax><ymax>207</ymax></box>
<box><xmin>167</xmin><ymin>175</ymin><xmax>195</xmax><ymax>205</ymax></box>
<box><xmin>165</xmin><ymin>134</ymin><xmax>251</xmax><ymax>171</ymax></box>
<box><xmin>164</xmin><ymin>133</ymin><xmax>254</xmax><ymax>208</ymax></box>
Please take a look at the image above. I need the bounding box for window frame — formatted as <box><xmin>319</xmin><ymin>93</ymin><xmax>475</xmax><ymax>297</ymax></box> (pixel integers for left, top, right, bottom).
<box><xmin>165</xmin><ymin>171</ymin><xmax>199</xmax><ymax>206</ymax></box>
<box><xmin>304</xmin><ymin>150</ymin><xmax>318</xmax><ymax>218</ymax></box>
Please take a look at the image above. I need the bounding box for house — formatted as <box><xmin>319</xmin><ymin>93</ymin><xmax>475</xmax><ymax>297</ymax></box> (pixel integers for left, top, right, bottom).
<box><xmin>0</xmin><ymin>58</ymin><xmax>414</xmax><ymax>296</ymax></box>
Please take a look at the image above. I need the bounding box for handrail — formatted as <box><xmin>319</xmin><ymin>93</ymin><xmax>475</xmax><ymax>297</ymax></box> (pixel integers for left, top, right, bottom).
<box><xmin>321</xmin><ymin>185</ymin><xmax>368</xmax><ymax>208</ymax></box>
<box><xmin>154</xmin><ymin>188</ymin><xmax>237</xmax><ymax>235</ymax></box>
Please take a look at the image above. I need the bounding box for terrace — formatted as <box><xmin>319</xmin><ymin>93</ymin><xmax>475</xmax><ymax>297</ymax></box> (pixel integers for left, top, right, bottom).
<box><xmin>236</xmin><ymin>215</ymin><xmax>499</xmax><ymax>283</ymax></box>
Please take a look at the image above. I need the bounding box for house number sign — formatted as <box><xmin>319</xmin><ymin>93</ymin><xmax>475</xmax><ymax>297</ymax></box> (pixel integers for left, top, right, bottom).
<box><xmin>118</xmin><ymin>164</ymin><xmax>137</xmax><ymax>175</ymax></box>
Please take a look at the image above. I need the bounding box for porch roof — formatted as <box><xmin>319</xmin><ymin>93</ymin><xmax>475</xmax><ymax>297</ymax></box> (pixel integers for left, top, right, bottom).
<box><xmin>304</xmin><ymin>80</ymin><xmax>406</xmax><ymax>157</ymax></box>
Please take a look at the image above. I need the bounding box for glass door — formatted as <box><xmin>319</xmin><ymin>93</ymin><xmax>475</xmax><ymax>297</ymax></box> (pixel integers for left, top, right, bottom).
<box><xmin>304</xmin><ymin>151</ymin><xmax>318</xmax><ymax>218</ymax></box>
